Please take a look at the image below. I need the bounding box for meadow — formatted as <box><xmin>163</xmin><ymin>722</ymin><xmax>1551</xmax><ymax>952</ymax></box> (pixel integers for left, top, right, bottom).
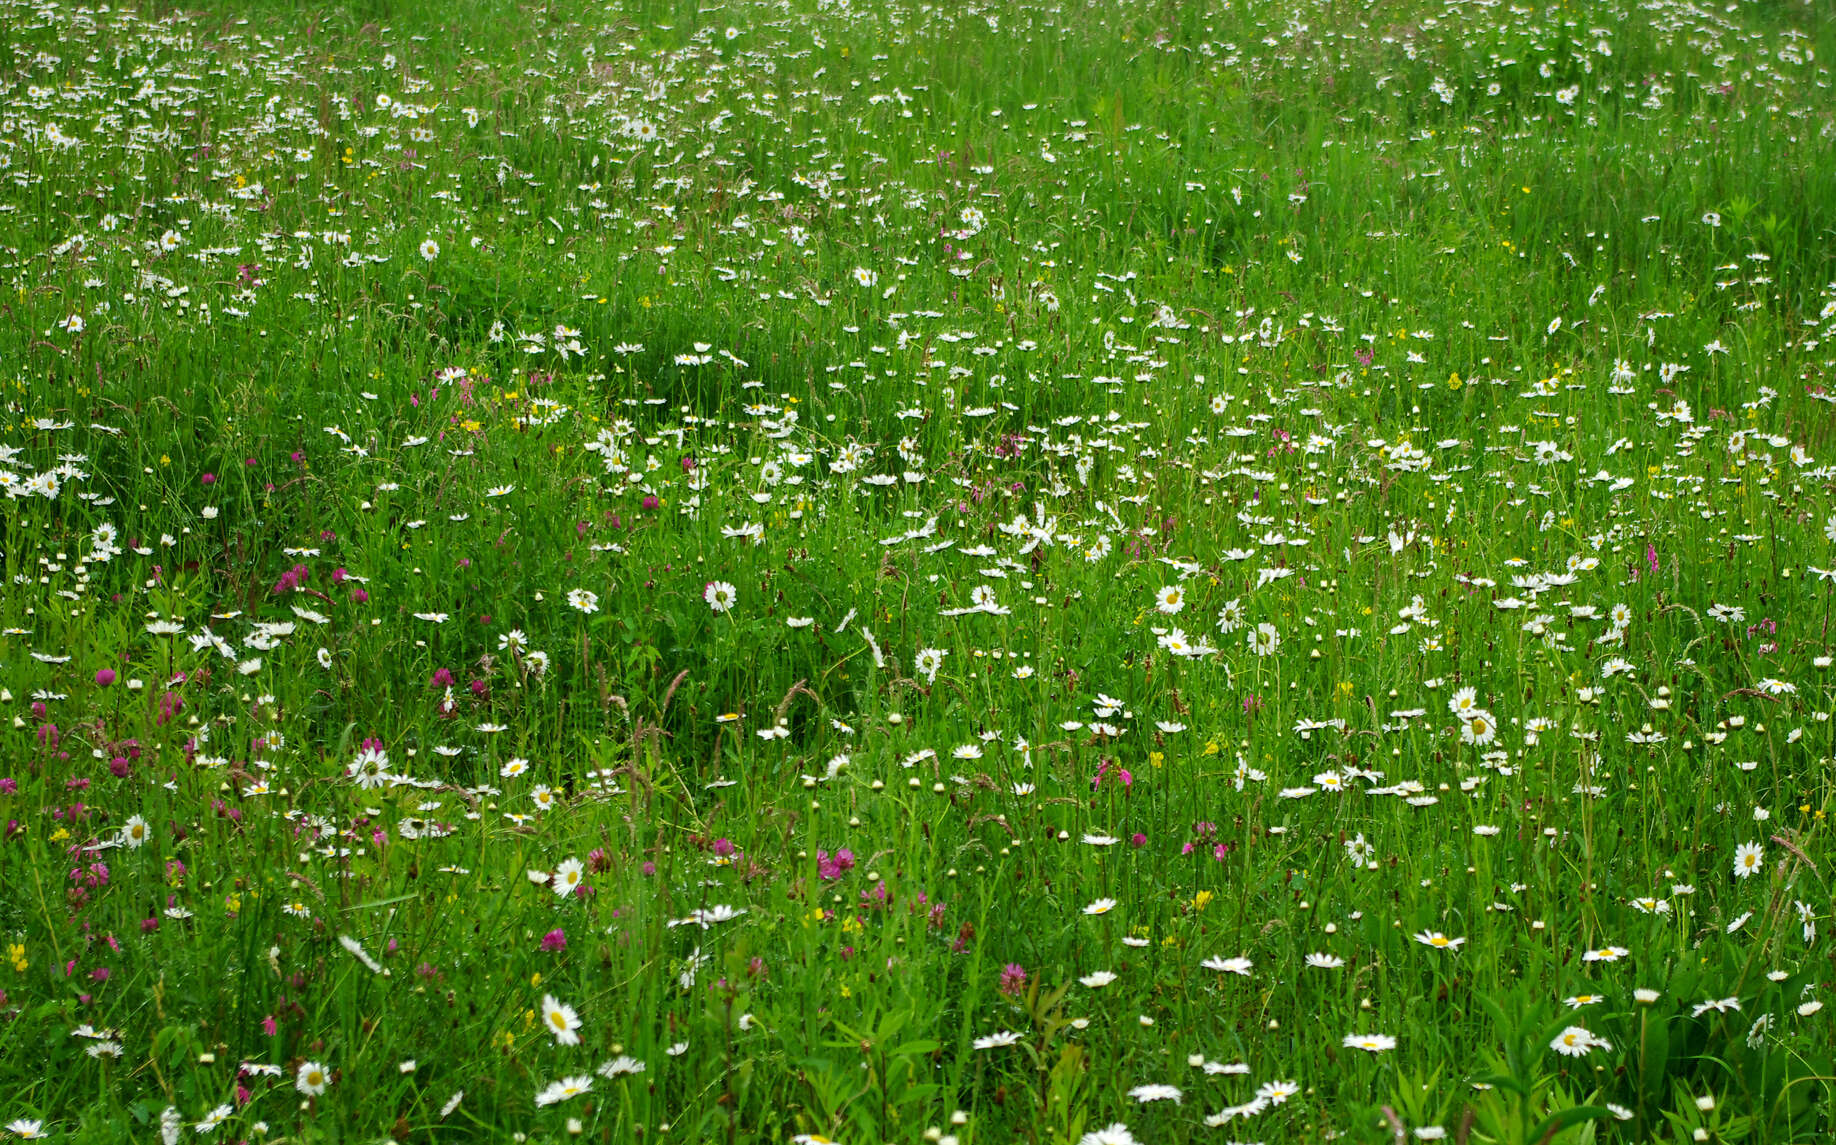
<box><xmin>2</xmin><ymin>0</ymin><xmax>1835</xmax><ymax>1139</ymax></box>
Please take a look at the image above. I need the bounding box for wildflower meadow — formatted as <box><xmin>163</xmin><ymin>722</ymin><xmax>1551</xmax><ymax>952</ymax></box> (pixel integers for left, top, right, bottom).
<box><xmin>3</xmin><ymin>0</ymin><xmax>1836</xmax><ymax>1140</ymax></box>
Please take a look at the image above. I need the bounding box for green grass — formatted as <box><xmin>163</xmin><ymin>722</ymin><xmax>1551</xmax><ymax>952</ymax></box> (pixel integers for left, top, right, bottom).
<box><xmin>2</xmin><ymin>0</ymin><xmax>1835</xmax><ymax>1140</ymax></box>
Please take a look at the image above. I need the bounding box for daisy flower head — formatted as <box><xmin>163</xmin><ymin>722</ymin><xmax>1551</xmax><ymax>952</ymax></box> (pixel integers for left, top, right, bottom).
<box><xmin>1200</xmin><ymin>955</ymin><xmax>1253</xmax><ymax>976</ymax></box>
<box><xmin>1155</xmin><ymin>585</ymin><xmax>1185</xmax><ymax>614</ymax></box>
<box><xmin>296</xmin><ymin>1060</ymin><xmax>330</xmax><ymax>1096</ymax></box>
<box><xmin>1343</xmin><ymin>1033</ymin><xmax>1396</xmax><ymax>1053</ymax></box>
<box><xmin>553</xmin><ymin>857</ymin><xmax>585</xmax><ymax>897</ymax></box>
<box><xmin>5</xmin><ymin>1121</ymin><xmax>46</xmax><ymax>1139</ymax></box>
<box><xmin>597</xmin><ymin>1055</ymin><xmax>646</xmax><ymax>1078</ymax></box>
<box><xmin>852</xmin><ymin>266</ymin><xmax>878</xmax><ymax>288</ymax></box>
<box><xmin>1413</xmin><ymin>930</ymin><xmax>1465</xmax><ymax>951</ymax></box>
<box><xmin>347</xmin><ymin>746</ymin><xmax>390</xmax><ymax>789</ymax></box>
<box><xmin>541</xmin><ymin>994</ymin><xmax>582</xmax><ymax>1045</ymax></box>
<box><xmin>704</xmin><ymin>581</ymin><xmax>737</xmax><ymax>613</ymax></box>
<box><xmin>1550</xmin><ymin>1026</ymin><xmax>1610</xmax><ymax>1057</ymax></box>
<box><xmin>420</xmin><ymin>238</ymin><xmax>440</xmax><ymax>262</ymax></box>
<box><xmin>1461</xmin><ymin>710</ymin><xmax>1498</xmax><ymax>745</ymax></box>
<box><xmin>1733</xmin><ymin>841</ymin><xmax>1764</xmax><ymax>879</ymax></box>
<box><xmin>1077</xmin><ymin>1124</ymin><xmax>1141</xmax><ymax>1145</ymax></box>
<box><xmin>121</xmin><ymin>815</ymin><xmax>149</xmax><ymax>849</ymax></box>
<box><xmin>533</xmin><ymin>1075</ymin><xmax>593</xmax><ymax>1107</ymax></box>
<box><xmin>914</xmin><ymin>647</ymin><xmax>946</xmax><ymax>683</ymax></box>
<box><xmin>1127</xmin><ymin>1083</ymin><xmax>1182</xmax><ymax>1104</ymax></box>
<box><xmin>1256</xmin><ymin>1079</ymin><xmax>1300</xmax><ymax>1104</ymax></box>
<box><xmin>1249</xmin><ymin>622</ymin><xmax>1280</xmax><ymax>657</ymax></box>
<box><xmin>567</xmin><ymin>588</ymin><xmax>599</xmax><ymax>614</ymax></box>
<box><xmin>1083</xmin><ymin>897</ymin><xmax>1118</xmax><ymax>916</ymax></box>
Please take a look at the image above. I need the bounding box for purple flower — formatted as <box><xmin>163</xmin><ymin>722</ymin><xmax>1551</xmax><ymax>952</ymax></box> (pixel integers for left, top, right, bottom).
<box><xmin>271</xmin><ymin>563</ymin><xmax>310</xmax><ymax>594</ymax></box>
<box><xmin>998</xmin><ymin>963</ymin><xmax>1027</xmax><ymax>997</ymax></box>
<box><xmin>817</xmin><ymin>847</ymin><xmax>856</xmax><ymax>881</ymax></box>
<box><xmin>540</xmin><ymin>928</ymin><xmax>567</xmax><ymax>952</ymax></box>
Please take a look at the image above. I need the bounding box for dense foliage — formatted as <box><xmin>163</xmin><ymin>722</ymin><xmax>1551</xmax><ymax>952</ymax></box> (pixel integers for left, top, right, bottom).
<box><xmin>2</xmin><ymin>0</ymin><xmax>1835</xmax><ymax>1140</ymax></box>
